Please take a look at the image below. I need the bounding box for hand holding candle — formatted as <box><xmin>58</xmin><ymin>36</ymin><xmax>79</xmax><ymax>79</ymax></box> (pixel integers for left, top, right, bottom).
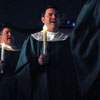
<box><xmin>0</xmin><ymin>43</ymin><xmax>6</xmax><ymax>74</ymax></box>
<box><xmin>43</xmin><ymin>25</ymin><xmax>47</xmax><ymax>54</ymax></box>
<box><xmin>0</xmin><ymin>43</ymin><xmax>13</xmax><ymax>74</ymax></box>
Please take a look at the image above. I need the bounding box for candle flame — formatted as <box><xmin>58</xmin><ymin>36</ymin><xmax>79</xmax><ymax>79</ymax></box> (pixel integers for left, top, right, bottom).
<box><xmin>43</xmin><ymin>25</ymin><xmax>47</xmax><ymax>31</ymax></box>
<box><xmin>1</xmin><ymin>43</ymin><xmax>11</xmax><ymax>49</ymax></box>
<box><xmin>43</xmin><ymin>25</ymin><xmax>47</xmax><ymax>54</ymax></box>
<box><xmin>0</xmin><ymin>43</ymin><xmax>15</xmax><ymax>51</ymax></box>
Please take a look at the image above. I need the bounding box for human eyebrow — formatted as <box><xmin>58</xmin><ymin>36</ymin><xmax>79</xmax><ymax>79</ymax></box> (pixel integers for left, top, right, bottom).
<box><xmin>48</xmin><ymin>13</ymin><xmax>59</xmax><ymax>17</ymax></box>
<box><xmin>6</xmin><ymin>31</ymin><xmax>11</xmax><ymax>34</ymax></box>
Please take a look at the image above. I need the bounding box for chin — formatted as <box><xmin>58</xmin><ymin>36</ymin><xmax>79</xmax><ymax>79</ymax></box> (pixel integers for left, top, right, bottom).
<box><xmin>6</xmin><ymin>41</ymin><xmax>11</xmax><ymax>45</ymax></box>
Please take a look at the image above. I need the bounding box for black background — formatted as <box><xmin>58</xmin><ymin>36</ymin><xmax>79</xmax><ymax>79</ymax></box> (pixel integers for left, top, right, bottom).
<box><xmin>0</xmin><ymin>0</ymin><xmax>86</xmax><ymax>48</ymax></box>
<box><xmin>0</xmin><ymin>0</ymin><xmax>86</xmax><ymax>28</ymax></box>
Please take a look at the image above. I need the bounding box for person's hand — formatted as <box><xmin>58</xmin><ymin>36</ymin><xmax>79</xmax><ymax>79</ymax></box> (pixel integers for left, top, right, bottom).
<box><xmin>0</xmin><ymin>60</ymin><xmax>4</xmax><ymax>74</ymax></box>
<box><xmin>38</xmin><ymin>53</ymin><xmax>49</xmax><ymax>65</ymax></box>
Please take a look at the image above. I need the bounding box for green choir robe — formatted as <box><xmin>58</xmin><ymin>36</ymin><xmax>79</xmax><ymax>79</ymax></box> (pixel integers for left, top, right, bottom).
<box><xmin>0</xmin><ymin>49</ymin><xmax>20</xmax><ymax>100</ymax></box>
<box><xmin>70</xmin><ymin>0</ymin><xmax>100</xmax><ymax>98</ymax></box>
<box><xmin>15</xmin><ymin>34</ymin><xmax>79</xmax><ymax>100</ymax></box>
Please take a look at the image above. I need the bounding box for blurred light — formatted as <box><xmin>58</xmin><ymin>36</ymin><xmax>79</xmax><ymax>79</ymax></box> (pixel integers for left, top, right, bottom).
<box><xmin>66</xmin><ymin>20</ymin><xmax>70</xmax><ymax>24</ymax></box>
<box><xmin>72</xmin><ymin>22</ymin><xmax>76</xmax><ymax>27</ymax></box>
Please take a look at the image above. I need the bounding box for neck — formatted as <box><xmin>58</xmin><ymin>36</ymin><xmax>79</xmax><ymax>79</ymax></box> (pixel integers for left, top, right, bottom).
<box><xmin>47</xmin><ymin>29</ymin><xmax>58</xmax><ymax>32</ymax></box>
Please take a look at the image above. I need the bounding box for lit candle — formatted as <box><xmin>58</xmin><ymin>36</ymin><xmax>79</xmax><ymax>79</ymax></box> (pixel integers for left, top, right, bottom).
<box><xmin>0</xmin><ymin>43</ymin><xmax>12</xmax><ymax>74</ymax></box>
<box><xmin>1</xmin><ymin>43</ymin><xmax>5</xmax><ymax>60</ymax></box>
<box><xmin>1</xmin><ymin>43</ymin><xmax>12</xmax><ymax>60</ymax></box>
<box><xmin>43</xmin><ymin>25</ymin><xmax>47</xmax><ymax>54</ymax></box>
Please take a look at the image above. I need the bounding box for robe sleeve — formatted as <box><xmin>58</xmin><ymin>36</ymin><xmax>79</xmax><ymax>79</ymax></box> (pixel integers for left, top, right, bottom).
<box><xmin>70</xmin><ymin>0</ymin><xmax>100</xmax><ymax>96</ymax></box>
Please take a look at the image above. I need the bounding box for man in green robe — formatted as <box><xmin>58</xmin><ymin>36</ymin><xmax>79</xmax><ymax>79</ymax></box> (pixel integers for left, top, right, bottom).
<box><xmin>15</xmin><ymin>5</ymin><xmax>79</xmax><ymax>100</ymax></box>
<box><xmin>0</xmin><ymin>25</ymin><xmax>20</xmax><ymax>100</ymax></box>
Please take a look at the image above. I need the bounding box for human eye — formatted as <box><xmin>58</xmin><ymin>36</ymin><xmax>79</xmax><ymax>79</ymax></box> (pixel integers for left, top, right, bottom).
<box><xmin>6</xmin><ymin>31</ymin><xmax>9</xmax><ymax>34</ymax></box>
<box><xmin>49</xmin><ymin>13</ymin><xmax>52</xmax><ymax>16</ymax></box>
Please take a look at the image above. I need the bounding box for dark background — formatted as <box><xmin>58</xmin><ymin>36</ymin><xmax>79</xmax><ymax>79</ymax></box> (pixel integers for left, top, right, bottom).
<box><xmin>0</xmin><ymin>0</ymin><xmax>86</xmax><ymax>48</ymax></box>
<box><xmin>0</xmin><ymin>0</ymin><xmax>86</xmax><ymax>28</ymax></box>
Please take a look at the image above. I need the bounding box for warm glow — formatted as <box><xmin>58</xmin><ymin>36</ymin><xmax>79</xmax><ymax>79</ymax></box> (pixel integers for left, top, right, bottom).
<box><xmin>43</xmin><ymin>25</ymin><xmax>47</xmax><ymax>32</ymax></box>
<box><xmin>43</xmin><ymin>25</ymin><xmax>47</xmax><ymax>54</ymax></box>
<box><xmin>0</xmin><ymin>43</ymin><xmax>13</xmax><ymax>60</ymax></box>
<box><xmin>1</xmin><ymin>43</ymin><xmax>12</xmax><ymax>49</ymax></box>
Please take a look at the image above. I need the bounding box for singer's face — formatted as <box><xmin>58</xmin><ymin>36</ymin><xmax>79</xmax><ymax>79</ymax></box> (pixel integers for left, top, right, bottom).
<box><xmin>1</xmin><ymin>28</ymin><xmax>14</xmax><ymax>45</ymax></box>
<box><xmin>41</xmin><ymin>8</ymin><xmax>60</xmax><ymax>32</ymax></box>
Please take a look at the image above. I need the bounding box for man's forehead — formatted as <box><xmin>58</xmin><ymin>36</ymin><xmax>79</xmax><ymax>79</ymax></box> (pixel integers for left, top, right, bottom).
<box><xmin>46</xmin><ymin>8</ymin><xmax>58</xmax><ymax>14</ymax></box>
<box><xmin>3</xmin><ymin>28</ymin><xmax>11</xmax><ymax>32</ymax></box>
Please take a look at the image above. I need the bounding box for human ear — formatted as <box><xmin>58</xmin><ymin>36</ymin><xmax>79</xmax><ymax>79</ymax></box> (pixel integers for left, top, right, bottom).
<box><xmin>41</xmin><ymin>17</ymin><xmax>45</xmax><ymax>24</ymax></box>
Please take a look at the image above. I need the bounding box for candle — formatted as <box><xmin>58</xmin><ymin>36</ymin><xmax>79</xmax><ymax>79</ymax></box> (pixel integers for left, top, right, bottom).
<box><xmin>43</xmin><ymin>25</ymin><xmax>47</xmax><ymax>54</ymax></box>
<box><xmin>0</xmin><ymin>43</ymin><xmax>12</xmax><ymax>74</ymax></box>
<box><xmin>1</xmin><ymin>43</ymin><xmax>5</xmax><ymax>60</ymax></box>
<box><xmin>1</xmin><ymin>43</ymin><xmax>12</xmax><ymax>60</ymax></box>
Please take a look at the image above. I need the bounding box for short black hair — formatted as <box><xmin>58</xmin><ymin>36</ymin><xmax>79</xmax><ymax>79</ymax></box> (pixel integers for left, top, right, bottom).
<box><xmin>41</xmin><ymin>5</ymin><xmax>61</xmax><ymax>17</ymax></box>
<box><xmin>0</xmin><ymin>23</ymin><xmax>13</xmax><ymax>35</ymax></box>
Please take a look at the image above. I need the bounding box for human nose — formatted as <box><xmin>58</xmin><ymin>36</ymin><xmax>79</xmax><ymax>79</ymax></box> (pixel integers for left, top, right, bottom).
<box><xmin>7</xmin><ymin>32</ymin><xmax>11</xmax><ymax>36</ymax></box>
<box><xmin>52</xmin><ymin>14</ymin><xmax>56</xmax><ymax>19</ymax></box>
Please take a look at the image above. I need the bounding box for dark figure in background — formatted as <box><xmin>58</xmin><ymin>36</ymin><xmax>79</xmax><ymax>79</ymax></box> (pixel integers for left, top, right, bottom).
<box><xmin>0</xmin><ymin>24</ymin><xmax>20</xmax><ymax>76</ymax></box>
<box><xmin>15</xmin><ymin>5</ymin><xmax>80</xmax><ymax>100</ymax></box>
<box><xmin>0</xmin><ymin>26</ymin><xmax>15</xmax><ymax>74</ymax></box>
<box><xmin>0</xmin><ymin>24</ymin><xmax>20</xmax><ymax>100</ymax></box>
<box><xmin>70</xmin><ymin>0</ymin><xmax>100</xmax><ymax>99</ymax></box>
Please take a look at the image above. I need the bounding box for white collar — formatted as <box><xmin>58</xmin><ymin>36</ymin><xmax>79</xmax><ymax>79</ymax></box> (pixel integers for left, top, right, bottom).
<box><xmin>41</xmin><ymin>31</ymin><xmax>58</xmax><ymax>40</ymax></box>
<box><xmin>31</xmin><ymin>30</ymin><xmax>68</xmax><ymax>41</ymax></box>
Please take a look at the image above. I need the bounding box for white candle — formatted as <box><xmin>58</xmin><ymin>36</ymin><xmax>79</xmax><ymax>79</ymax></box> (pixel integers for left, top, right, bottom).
<box><xmin>1</xmin><ymin>43</ymin><xmax>12</xmax><ymax>60</ymax></box>
<box><xmin>1</xmin><ymin>43</ymin><xmax>5</xmax><ymax>60</ymax></box>
<box><xmin>43</xmin><ymin>25</ymin><xmax>47</xmax><ymax>54</ymax></box>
